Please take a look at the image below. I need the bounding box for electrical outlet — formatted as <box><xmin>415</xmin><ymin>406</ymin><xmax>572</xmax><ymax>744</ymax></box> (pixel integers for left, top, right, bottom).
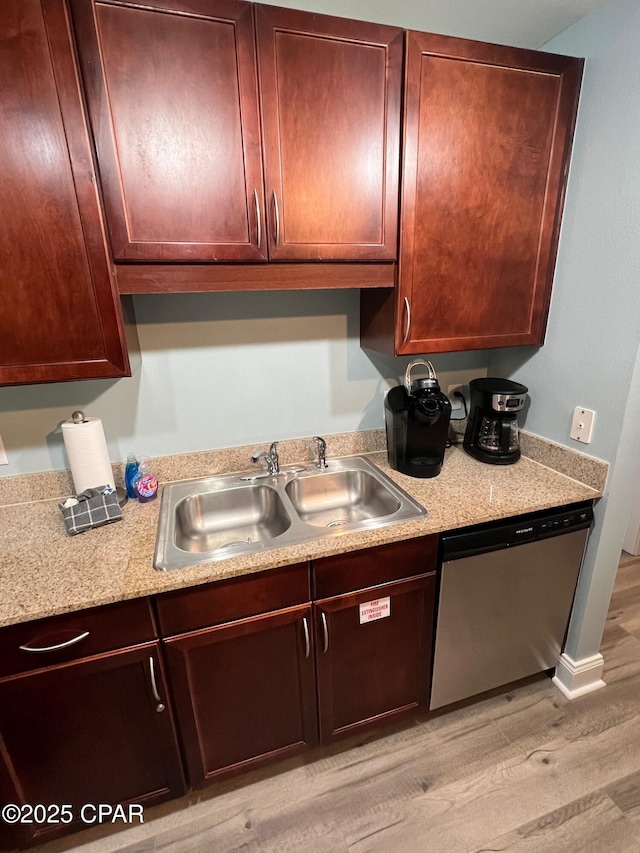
<box><xmin>570</xmin><ymin>407</ymin><xmax>595</xmax><ymax>444</ymax></box>
<box><xmin>447</xmin><ymin>384</ymin><xmax>462</xmax><ymax>406</ymax></box>
<box><xmin>447</xmin><ymin>384</ymin><xmax>469</xmax><ymax>421</ymax></box>
<box><xmin>0</xmin><ymin>434</ymin><xmax>7</xmax><ymax>465</ymax></box>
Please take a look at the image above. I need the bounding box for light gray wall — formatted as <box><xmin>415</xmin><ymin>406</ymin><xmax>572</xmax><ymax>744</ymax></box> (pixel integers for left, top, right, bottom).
<box><xmin>0</xmin><ymin>291</ymin><xmax>487</xmax><ymax>477</ymax></box>
<box><xmin>490</xmin><ymin>0</ymin><xmax>640</xmax><ymax>662</ymax></box>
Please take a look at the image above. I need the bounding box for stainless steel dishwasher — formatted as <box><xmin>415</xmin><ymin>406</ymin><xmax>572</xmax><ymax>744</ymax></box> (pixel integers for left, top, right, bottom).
<box><xmin>429</xmin><ymin>502</ymin><xmax>593</xmax><ymax>710</ymax></box>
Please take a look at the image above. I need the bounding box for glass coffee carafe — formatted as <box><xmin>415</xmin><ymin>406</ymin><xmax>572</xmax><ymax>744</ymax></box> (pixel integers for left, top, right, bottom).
<box><xmin>478</xmin><ymin>416</ymin><xmax>520</xmax><ymax>454</ymax></box>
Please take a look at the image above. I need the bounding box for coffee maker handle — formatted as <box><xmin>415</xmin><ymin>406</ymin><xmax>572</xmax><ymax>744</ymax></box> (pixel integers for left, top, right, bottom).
<box><xmin>404</xmin><ymin>360</ymin><xmax>436</xmax><ymax>395</ymax></box>
<box><xmin>500</xmin><ymin>419</ymin><xmax>513</xmax><ymax>453</ymax></box>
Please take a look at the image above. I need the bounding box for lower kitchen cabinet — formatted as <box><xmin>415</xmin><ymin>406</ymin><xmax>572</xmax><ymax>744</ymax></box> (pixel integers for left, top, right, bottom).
<box><xmin>163</xmin><ymin>604</ymin><xmax>318</xmax><ymax>786</ymax></box>
<box><xmin>155</xmin><ymin>562</ymin><xmax>318</xmax><ymax>787</ymax></box>
<box><xmin>0</xmin><ymin>539</ymin><xmax>438</xmax><ymax>848</ymax></box>
<box><xmin>0</xmin><ymin>640</ymin><xmax>185</xmax><ymax>848</ymax></box>
<box><xmin>156</xmin><ymin>538</ymin><xmax>437</xmax><ymax>785</ymax></box>
<box><xmin>314</xmin><ymin>575</ymin><xmax>435</xmax><ymax>743</ymax></box>
<box><xmin>312</xmin><ymin>537</ymin><xmax>437</xmax><ymax>743</ymax></box>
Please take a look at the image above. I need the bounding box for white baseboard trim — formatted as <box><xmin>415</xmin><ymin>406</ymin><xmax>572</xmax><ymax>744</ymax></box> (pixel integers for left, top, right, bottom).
<box><xmin>552</xmin><ymin>652</ymin><xmax>606</xmax><ymax>699</ymax></box>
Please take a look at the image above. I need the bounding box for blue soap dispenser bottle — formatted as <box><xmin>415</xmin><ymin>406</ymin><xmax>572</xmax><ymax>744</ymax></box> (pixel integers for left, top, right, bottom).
<box><xmin>124</xmin><ymin>453</ymin><xmax>139</xmax><ymax>499</ymax></box>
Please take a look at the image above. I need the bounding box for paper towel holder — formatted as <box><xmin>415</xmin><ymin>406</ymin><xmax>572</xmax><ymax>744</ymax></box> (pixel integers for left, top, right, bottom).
<box><xmin>67</xmin><ymin>410</ymin><xmax>128</xmax><ymax>508</ymax></box>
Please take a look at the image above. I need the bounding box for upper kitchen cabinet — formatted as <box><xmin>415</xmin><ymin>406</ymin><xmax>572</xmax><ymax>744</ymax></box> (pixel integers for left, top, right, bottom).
<box><xmin>361</xmin><ymin>32</ymin><xmax>583</xmax><ymax>355</ymax></box>
<box><xmin>0</xmin><ymin>0</ymin><xmax>132</xmax><ymax>385</ymax></box>
<box><xmin>69</xmin><ymin>0</ymin><xmax>402</xmax><ymax>277</ymax></box>
<box><xmin>70</xmin><ymin>0</ymin><xmax>266</xmax><ymax>262</ymax></box>
<box><xmin>254</xmin><ymin>5</ymin><xmax>402</xmax><ymax>261</ymax></box>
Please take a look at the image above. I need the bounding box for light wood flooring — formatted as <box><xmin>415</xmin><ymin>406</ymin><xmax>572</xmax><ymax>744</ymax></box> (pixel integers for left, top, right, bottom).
<box><xmin>24</xmin><ymin>552</ymin><xmax>640</xmax><ymax>853</ymax></box>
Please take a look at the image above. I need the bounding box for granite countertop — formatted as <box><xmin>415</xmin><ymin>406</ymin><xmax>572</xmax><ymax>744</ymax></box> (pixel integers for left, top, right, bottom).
<box><xmin>0</xmin><ymin>435</ymin><xmax>605</xmax><ymax>629</ymax></box>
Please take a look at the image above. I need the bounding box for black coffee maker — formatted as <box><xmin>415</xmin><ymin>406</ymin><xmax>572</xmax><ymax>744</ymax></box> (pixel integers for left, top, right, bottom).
<box><xmin>385</xmin><ymin>360</ymin><xmax>451</xmax><ymax>478</ymax></box>
<box><xmin>463</xmin><ymin>377</ymin><xmax>528</xmax><ymax>464</ymax></box>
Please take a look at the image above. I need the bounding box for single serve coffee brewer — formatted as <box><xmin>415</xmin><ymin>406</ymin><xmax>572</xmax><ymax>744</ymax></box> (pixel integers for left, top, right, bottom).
<box><xmin>384</xmin><ymin>360</ymin><xmax>451</xmax><ymax>478</ymax></box>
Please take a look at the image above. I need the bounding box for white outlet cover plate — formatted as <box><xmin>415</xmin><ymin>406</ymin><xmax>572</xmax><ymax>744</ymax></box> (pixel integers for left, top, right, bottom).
<box><xmin>570</xmin><ymin>407</ymin><xmax>595</xmax><ymax>444</ymax></box>
<box><xmin>0</xmin><ymin>434</ymin><xmax>7</xmax><ymax>465</ymax></box>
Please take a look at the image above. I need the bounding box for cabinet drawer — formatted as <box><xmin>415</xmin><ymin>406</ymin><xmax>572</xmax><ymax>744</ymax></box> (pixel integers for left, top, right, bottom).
<box><xmin>312</xmin><ymin>536</ymin><xmax>437</xmax><ymax>598</ymax></box>
<box><xmin>0</xmin><ymin>598</ymin><xmax>156</xmax><ymax>678</ymax></box>
<box><xmin>154</xmin><ymin>562</ymin><xmax>310</xmax><ymax>636</ymax></box>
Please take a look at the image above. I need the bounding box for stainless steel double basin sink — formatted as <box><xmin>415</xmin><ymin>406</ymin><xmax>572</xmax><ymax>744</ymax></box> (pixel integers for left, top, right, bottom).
<box><xmin>154</xmin><ymin>456</ymin><xmax>427</xmax><ymax>571</ymax></box>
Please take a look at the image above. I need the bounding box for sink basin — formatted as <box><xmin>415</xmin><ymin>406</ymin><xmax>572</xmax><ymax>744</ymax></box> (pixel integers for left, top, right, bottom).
<box><xmin>154</xmin><ymin>456</ymin><xmax>427</xmax><ymax>571</ymax></box>
<box><xmin>285</xmin><ymin>469</ymin><xmax>400</xmax><ymax>527</ymax></box>
<box><xmin>173</xmin><ymin>485</ymin><xmax>291</xmax><ymax>553</ymax></box>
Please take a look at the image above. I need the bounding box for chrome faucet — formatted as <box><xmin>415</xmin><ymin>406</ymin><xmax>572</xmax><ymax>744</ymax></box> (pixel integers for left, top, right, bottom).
<box><xmin>251</xmin><ymin>441</ymin><xmax>280</xmax><ymax>475</ymax></box>
<box><xmin>313</xmin><ymin>436</ymin><xmax>328</xmax><ymax>469</ymax></box>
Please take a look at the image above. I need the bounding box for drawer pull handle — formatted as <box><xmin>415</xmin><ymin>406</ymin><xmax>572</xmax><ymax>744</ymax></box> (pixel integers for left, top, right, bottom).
<box><xmin>302</xmin><ymin>616</ymin><xmax>310</xmax><ymax>659</ymax></box>
<box><xmin>321</xmin><ymin>611</ymin><xmax>329</xmax><ymax>654</ymax></box>
<box><xmin>148</xmin><ymin>656</ymin><xmax>166</xmax><ymax>713</ymax></box>
<box><xmin>253</xmin><ymin>188</ymin><xmax>262</xmax><ymax>249</ymax></box>
<box><xmin>19</xmin><ymin>631</ymin><xmax>90</xmax><ymax>653</ymax></box>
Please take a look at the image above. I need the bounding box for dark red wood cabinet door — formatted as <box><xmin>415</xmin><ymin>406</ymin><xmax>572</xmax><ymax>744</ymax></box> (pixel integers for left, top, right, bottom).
<box><xmin>0</xmin><ymin>0</ymin><xmax>130</xmax><ymax>385</ymax></box>
<box><xmin>397</xmin><ymin>32</ymin><xmax>583</xmax><ymax>354</ymax></box>
<box><xmin>255</xmin><ymin>6</ymin><xmax>402</xmax><ymax>261</ymax></box>
<box><xmin>0</xmin><ymin>643</ymin><xmax>185</xmax><ymax>848</ymax></box>
<box><xmin>164</xmin><ymin>605</ymin><xmax>318</xmax><ymax>787</ymax></box>
<box><xmin>70</xmin><ymin>0</ymin><xmax>266</xmax><ymax>262</ymax></box>
<box><xmin>315</xmin><ymin>574</ymin><xmax>435</xmax><ymax>744</ymax></box>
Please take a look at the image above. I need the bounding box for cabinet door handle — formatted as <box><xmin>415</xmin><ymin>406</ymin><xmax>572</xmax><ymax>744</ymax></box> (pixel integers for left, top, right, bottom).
<box><xmin>253</xmin><ymin>188</ymin><xmax>262</xmax><ymax>249</ymax></box>
<box><xmin>19</xmin><ymin>631</ymin><xmax>89</xmax><ymax>653</ymax></box>
<box><xmin>403</xmin><ymin>296</ymin><xmax>411</xmax><ymax>344</ymax></box>
<box><xmin>148</xmin><ymin>656</ymin><xmax>166</xmax><ymax>713</ymax></box>
<box><xmin>272</xmin><ymin>190</ymin><xmax>281</xmax><ymax>247</ymax></box>
<box><xmin>320</xmin><ymin>611</ymin><xmax>329</xmax><ymax>654</ymax></box>
<box><xmin>302</xmin><ymin>616</ymin><xmax>310</xmax><ymax>659</ymax></box>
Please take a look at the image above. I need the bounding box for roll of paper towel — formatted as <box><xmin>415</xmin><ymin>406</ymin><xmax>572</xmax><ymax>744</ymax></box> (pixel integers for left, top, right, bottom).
<box><xmin>61</xmin><ymin>412</ymin><xmax>116</xmax><ymax>494</ymax></box>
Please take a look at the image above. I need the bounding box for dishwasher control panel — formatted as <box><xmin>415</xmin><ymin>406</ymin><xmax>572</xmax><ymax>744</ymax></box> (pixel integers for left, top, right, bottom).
<box><xmin>538</xmin><ymin>506</ymin><xmax>592</xmax><ymax>537</ymax></box>
<box><xmin>441</xmin><ymin>502</ymin><xmax>593</xmax><ymax>561</ymax></box>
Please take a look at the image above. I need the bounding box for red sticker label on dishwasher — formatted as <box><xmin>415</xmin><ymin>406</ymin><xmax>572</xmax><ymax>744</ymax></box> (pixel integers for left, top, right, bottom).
<box><xmin>359</xmin><ymin>597</ymin><xmax>391</xmax><ymax>624</ymax></box>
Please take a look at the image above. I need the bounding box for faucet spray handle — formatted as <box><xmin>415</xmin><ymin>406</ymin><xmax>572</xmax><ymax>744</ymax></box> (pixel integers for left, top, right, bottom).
<box><xmin>313</xmin><ymin>436</ymin><xmax>328</xmax><ymax>469</ymax></box>
<box><xmin>268</xmin><ymin>442</ymin><xmax>279</xmax><ymax>471</ymax></box>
